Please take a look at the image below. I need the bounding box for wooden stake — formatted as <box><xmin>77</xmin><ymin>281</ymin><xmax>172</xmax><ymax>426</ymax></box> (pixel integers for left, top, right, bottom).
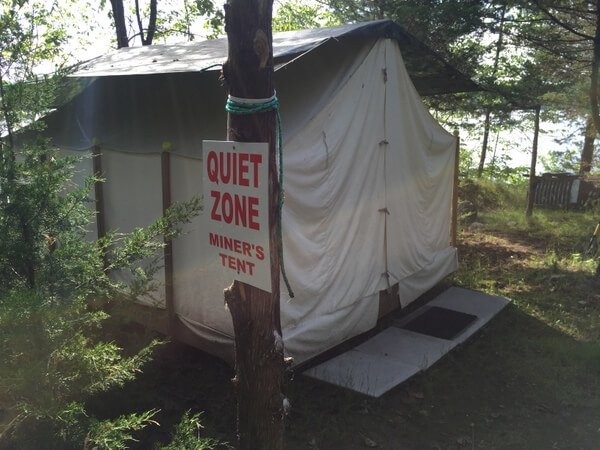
<box><xmin>222</xmin><ymin>1</ymin><xmax>284</xmax><ymax>448</ymax></box>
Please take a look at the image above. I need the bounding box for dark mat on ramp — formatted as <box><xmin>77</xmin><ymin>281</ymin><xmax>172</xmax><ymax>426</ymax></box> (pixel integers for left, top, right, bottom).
<box><xmin>401</xmin><ymin>306</ymin><xmax>477</xmax><ymax>340</ymax></box>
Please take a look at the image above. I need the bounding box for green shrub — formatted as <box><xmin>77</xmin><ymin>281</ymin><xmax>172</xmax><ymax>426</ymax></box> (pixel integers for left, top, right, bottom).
<box><xmin>155</xmin><ymin>410</ymin><xmax>226</xmax><ymax>450</ymax></box>
<box><xmin>0</xmin><ymin>144</ymin><xmax>201</xmax><ymax>448</ymax></box>
<box><xmin>459</xmin><ymin>177</ymin><xmax>526</xmax><ymax>211</ymax></box>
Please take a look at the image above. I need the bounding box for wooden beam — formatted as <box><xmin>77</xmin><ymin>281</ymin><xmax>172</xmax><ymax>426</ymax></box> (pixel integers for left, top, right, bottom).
<box><xmin>161</xmin><ymin>144</ymin><xmax>175</xmax><ymax>332</ymax></box>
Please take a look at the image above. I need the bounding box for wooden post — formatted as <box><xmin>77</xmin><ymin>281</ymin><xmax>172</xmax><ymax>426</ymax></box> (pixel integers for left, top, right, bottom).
<box><xmin>222</xmin><ymin>1</ymin><xmax>285</xmax><ymax>449</ymax></box>
<box><xmin>92</xmin><ymin>143</ymin><xmax>108</xmax><ymax>268</ymax></box>
<box><xmin>526</xmin><ymin>105</ymin><xmax>541</xmax><ymax>217</ymax></box>
<box><xmin>161</xmin><ymin>142</ymin><xmax>175</xmax><ymax>332</ymax></box>
<box><xmin>451</xmin><ymin>131</ymin><xmax>460</xmax><ymax>247</ymax></box>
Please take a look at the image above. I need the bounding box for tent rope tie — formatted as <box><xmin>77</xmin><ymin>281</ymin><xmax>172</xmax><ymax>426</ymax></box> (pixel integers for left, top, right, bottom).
<box><xmin>225</xmin><ymin>93</ymin><xmax>294</xmax><ymax>298</ymax></box>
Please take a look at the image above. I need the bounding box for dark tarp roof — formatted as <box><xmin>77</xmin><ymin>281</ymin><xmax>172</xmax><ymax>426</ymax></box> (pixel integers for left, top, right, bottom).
<box><xmin>74</xmin><ymin>19</ymin><xmax>478</xmax><ymax>96</ymax></box>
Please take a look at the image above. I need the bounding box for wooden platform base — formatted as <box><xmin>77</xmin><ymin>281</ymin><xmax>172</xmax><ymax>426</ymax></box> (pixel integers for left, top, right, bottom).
<box><xmin>118</xmin><ymin>284</ymin><xmax>402</xmax><ymax>368</ymax></box>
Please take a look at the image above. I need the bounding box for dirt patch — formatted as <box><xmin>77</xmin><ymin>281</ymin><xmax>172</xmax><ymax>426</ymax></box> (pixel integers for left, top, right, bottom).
<box><xmin>458</xmin><ymin>231</ymin><xmax>540</xmax><ymax>268</ymax></box>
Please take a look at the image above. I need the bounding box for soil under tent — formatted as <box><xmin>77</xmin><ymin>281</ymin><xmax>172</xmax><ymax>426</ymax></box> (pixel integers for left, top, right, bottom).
<box><xmin>40</xmin><ymin>20</ymin><xmax>478</xmax><ymax>366</ymax></box>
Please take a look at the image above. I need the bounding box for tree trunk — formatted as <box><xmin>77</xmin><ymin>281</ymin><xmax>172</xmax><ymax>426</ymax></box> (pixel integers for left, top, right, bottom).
<box><xmin>0</xmin><ymin>72</ymin><xmax>13</xmax><ymax>150</ymax></box>
<box><xmin>491</xmin><ymin>4</ymin><xmax>506</xmax><ymax>75</ymax></box>
<box><xmin>135</xmin><ymin>0</ymin><xmax>157</xmax><ymax>45</ymax></box>
<box><xmin>477</xmin><ymin>108</ymin><xmax>491</xmax><ymax>178</ymax></box>
<box><xmin>526</xmin><ymin>105</ymin><xmax>541</xmax><ymax>217</ymax></box>
<box><xmin>591</xmin><ymin>3</ymin><xmax>600</xmax><ymax>135</ymax></box>
<box><xmin>580</xmin><ymin>115</ymin><xmax>597</xmax><ymax>176</ymax></box>
<box><xmin>477</xmin><ymin>5</ymin><xmax>505</xmax><ymax>178</ymax></box>
<box><xmin>222</xmin><ymin>1</ymin><xmax>285</xmax><ymax>449</ymax></box>
<box><xmin>146</xmin><ymin>0</ymin><xmax>157</xmax><ymax>45</ymax></box>
<box><xmin>110</xmin><ymin>0</ymin><xmax>129</xmax><ymax>48</ymax></box>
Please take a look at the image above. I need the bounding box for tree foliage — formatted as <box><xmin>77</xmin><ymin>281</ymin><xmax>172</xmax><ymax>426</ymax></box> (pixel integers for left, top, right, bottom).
<box><xmin>272</xmin><ymin>1</ymin><xmax>339</xmax><ymax>32</ymax></box>
<box><xmin>514</xmin><ymin>0</ymin><xmax>599</xmax><ymax>173</ymax></box>
<box><xmin>322</xmin><ymin>0</ymin><xmax>488</xmax><ymax>71</ymax></box>
<box><xmin>526</xmin><ymin>0</ymin><xmax>599</xmax><ymax>132</ymax></box>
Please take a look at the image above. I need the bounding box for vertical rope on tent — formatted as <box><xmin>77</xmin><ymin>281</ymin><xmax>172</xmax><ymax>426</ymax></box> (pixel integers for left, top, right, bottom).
<box><xmin>225</xmin><ymin>94</ymin><xmax>294</xmax><ymax>298</ymax></box>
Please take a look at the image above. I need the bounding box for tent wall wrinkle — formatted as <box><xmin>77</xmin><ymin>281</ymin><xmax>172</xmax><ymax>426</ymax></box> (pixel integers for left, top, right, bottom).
<box><xmin>382</xmin><ymin>39</ymin><xmax>458</xmax><ymax>306</ymax></box>
<box><xmin>281</xmin><ymin>39</ymin><xmax>390</xmax><ymax>361</ymax></box>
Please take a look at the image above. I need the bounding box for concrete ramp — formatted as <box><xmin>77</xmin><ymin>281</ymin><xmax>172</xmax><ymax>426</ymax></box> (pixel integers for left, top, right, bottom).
<box><xmin>303</xmin><ymin>287</ymin><xmax>510</xmax><ymax>397</ymax></box>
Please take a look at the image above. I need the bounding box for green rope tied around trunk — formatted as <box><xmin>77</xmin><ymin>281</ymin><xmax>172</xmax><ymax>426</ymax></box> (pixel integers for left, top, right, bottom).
<box><xmin>225</xmin><ymin>94</ymin><xmax>294</xmax><ymax>298</ymax></box>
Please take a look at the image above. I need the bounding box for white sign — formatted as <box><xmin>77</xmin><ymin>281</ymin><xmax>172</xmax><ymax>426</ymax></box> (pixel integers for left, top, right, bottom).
<box><xmin>202</xmin><ymin>140</ymin><xmax>272</xmax><ymax>292</ymax></box>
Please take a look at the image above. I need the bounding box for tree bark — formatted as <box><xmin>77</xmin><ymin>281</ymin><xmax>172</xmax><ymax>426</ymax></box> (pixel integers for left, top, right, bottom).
<box><xmin>477</xmin><ymin>108</ymin><xmax>491</xmax><ymax>178</ymax></box>
<box><xmin>110</xmin><ymin>0</ymin><xmax>129</xmax><ymax>48</ymax></box>
<box><xmin>526</xmin><ymin>105</ymin><xmax>541</xmax><ymax>217</ymax></box>
<box><xmin>222</xmin><ymin>1</ymin><xmax>285</xmax><ymax>449</ymax></box>
<box><xmin>579</xmin><ymin>114</ymin><xmax>596</xmax><ymax>175</ymax></box>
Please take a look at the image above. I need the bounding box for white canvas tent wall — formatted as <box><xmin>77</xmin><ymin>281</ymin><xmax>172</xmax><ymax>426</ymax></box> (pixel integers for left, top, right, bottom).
<box><xmin>40</xmin><ymin>20</ymin><xmax>477</xmax><ymax>366</ymax></box>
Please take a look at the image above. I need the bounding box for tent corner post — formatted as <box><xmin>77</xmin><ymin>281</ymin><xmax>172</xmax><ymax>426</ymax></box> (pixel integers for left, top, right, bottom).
<box><xmin>450</xmin><ymin>131</ymin><xmax>460</xmax><ymax>248</ymax></box>
<box><xmin>161</xmin><ymin>146</ymin><xmax>176</xmax><ymax>333</ymax></box>
<box><xmin>92</xmin><ymin>143</ymin><xmax>108</xmax><ymax>268</ymax></box>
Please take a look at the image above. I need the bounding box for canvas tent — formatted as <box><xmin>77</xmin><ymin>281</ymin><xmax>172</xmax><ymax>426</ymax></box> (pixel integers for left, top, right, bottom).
<box><xmin>40</xmin><ymin>20</ymin><xmax>476</xmax><ymax>366</ymax></box>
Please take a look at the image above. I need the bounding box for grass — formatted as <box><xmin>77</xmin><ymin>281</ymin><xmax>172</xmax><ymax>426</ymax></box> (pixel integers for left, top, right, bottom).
<box><xmin>429</xmin><ymin>181</ymin><xmax>600</xmax><ymax>447</ymax></box>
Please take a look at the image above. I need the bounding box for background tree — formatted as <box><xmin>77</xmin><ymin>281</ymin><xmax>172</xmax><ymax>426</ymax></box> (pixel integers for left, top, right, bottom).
<box><xmin>477</xmin><ymin>1</ymin><xmax>507</xmax><ymax>178</ymax></box>
<box><xmin>106</xmin><ymin>0</ymin><xmax>224</xmax><ymax>48</ymax></box>
<box><xmin>529</xmin><ymin>1</ymin><xmax>599</xmax><ymax>129</ymax></box>
<box><xmin>517</xmin><ymin>0</ymin><xmax>599</xmax><ymax>174</ymax></box>
<box><xmin>108</xmin><ymin>0</ymin><xmax>157</xmax><ymax>47</ymax></box>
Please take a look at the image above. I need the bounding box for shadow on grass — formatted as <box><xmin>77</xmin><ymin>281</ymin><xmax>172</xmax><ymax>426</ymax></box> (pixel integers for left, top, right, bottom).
<box><xmin>81</xmin><ymin>264</ymin><xmax>600</xmax><ymax>450</ymax></box>
<box><xmin>285</xmin><ymin>301</ymin><xmax>600</xmax><ymax>449</ymax></box>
